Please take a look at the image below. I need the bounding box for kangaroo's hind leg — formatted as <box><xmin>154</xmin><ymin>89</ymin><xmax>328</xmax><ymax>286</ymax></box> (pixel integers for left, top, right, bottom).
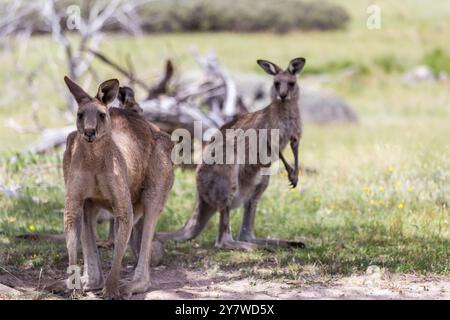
<box><xmin>130</xmin><ymin>215</ymin><xmax>165</xmax><ymax>267</ymax></box>
<box><xmin>80</xmin><ymin>201</ymin><xmax>104</xmax><ymax>291</ymax></box>
<box><xmin>121</xmin><ymin>145</ymin><xmax>174</xmax><ymax>298</ymax></box>
<box><xmin>215</xmin><ymin>206</ymin><xmax>257</xmax><ymax>250</ymax></box>
<box><xmin>157</xmin><ymin>195</ymin><xmax>216</xmax><ymax>242</ymax></box>
<box><xmin>238</xmin><ymin>175</ymin><xmax>305</xmax><ymax>249</ymax></box>
<box><xmin>121</xmin><ymin>192</ymin><xmax>162</xmax><ymax>297</ymax></box>
<box><xmin>102</xmin><ymin>189</ymin><xmax>133</xmax><ymax>299</ymax></box>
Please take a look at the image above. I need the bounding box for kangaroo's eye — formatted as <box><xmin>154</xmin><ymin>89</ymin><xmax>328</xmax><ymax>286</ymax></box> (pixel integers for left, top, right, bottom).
<box><xmin>274</xmin><ymin>81</ymin><xmax>280</xmax><ymax>89</ymax></box>
<box><xmin>99</xmin><ymin>113</ymin><xmax>106</xmax><ymax>119</ymax></box>
<box><xmin>77</xmin><ymin>113</ymin><xmax>83</xmax><ymax>120</ymax></box>
<box><xmin>288</xmin><ymin>81</ymin><xmax>295</xmax><ymax>87</ymax></box>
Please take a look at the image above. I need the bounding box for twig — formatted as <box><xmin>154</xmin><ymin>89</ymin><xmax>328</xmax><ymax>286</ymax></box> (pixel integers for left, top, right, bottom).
<box><xmin>0</xmin><ymin>264</ymin><xmax>24</xmax><ymax>285</ymax></box>
<box><xmin>87</xmin><ymin>48</ymin><xmax>150</xmax><ymax>91</ymax></box>
<box><xmin>37</xmin><ymin>268</ymin><xmax>43</xmax><ymax>289</ymax></box>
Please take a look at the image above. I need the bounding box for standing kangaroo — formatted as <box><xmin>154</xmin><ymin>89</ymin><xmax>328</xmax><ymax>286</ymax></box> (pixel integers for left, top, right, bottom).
<box><xmin>63</xmin><ymin>77</ymin><xmax>173</xmax><ymax>299</ymax></box>
<box><xmin>158</xmin><ymin>58</ymin><xmax>306</xmax><ymax>250</ymax></box>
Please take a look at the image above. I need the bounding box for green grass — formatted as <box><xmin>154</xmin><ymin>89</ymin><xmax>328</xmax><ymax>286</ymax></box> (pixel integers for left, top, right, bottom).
<box><xmin>0</xmin><ymin>0</ymin><xmax>449</xmax><ymax>287</ymax></box>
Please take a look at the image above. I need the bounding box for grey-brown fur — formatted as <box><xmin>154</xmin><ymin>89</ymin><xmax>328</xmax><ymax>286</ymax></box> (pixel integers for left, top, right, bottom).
<box><xmin>158</xmin><ymin>58</ymin><xmax>306</xmax><ymax>250</ymax></box>
<box><xmin>63</xmin><ymin>77</ymin><xmax>174</xmax><ymax>299</ymax></box>
<box><xmin>118</xmin><ymin>86</ymin><xmax>144</xmax><ymax>115</ymax></box>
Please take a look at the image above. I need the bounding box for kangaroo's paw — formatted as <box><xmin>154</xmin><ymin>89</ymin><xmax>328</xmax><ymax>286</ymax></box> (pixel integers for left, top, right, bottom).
<box><xmin>80</xmin><ymin>275</ymin><xmax>104</xmax><ymax>292</ymax></box>
<box><xmin>102</xmin><ymin>278</ymin><xmax>122</xmax><ymax>300</ymax></box>
<box><xmin>96</xmin><ymin>239</ymin><xmax>114</xmax><ymax>248</ymax></box>
<box><xmin>120</xmin><ymin>277</ymin><xmax>152</xmax><ymax>299</ymax></box>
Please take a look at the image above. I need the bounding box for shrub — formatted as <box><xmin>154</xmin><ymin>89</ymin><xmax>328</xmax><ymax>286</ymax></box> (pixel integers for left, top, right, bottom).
<box><xmin>374</xmin><ymin>55</ymin><xmax>405</xmax><ymax>73</ymax></box>
<box><xmin>7</xmin><ymin>0</ymin><xmax>350</xmax><ymax>35</ymax></box>
<box><xmin>140</xmin><ymin>0</ymin><xmax>350</xmax><ymax>33</ymax></box>
<box><xmin>423</xmin><ymin>48</ymin><xmax>450</xmax><ymax>74</ymax></box>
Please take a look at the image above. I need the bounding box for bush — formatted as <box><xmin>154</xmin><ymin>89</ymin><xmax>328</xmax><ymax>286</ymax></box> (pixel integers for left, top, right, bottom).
<box><xmin>140</xmin><ymin>0</ymin><xmax>350</xmax><ymax>33</ymax></box>
<box><xmin>7</xmin><ymin>0</ymin><xmax>350</xmax><ymax>35</ymax></box>
<box><xmin>374</xmin><ymin>55</ymin><xmax>405</xmax><ymax>73</ymax></box>
<box><xmin>423</xmin><ymin>48</ymin><xmax>450</xmax><ymax>74</ymax></box>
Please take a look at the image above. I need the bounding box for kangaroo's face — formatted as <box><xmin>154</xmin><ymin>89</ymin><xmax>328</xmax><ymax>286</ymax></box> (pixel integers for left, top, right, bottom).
<box><xmin>257</xmin><ymin>58</ymin><xmax>306</xmax><ymax>102</ymax></box>
<box><xmin>76</xmin><ymin>101</ymin><xmax>110</xmax><ymax>142</ymax></box>
<box><xmin>64</xmin><ymin>77</ymin><xmax>119</xmax><ymax>143</ymax></box>
<box><xmin>272</xmin><ymin>72</ymin><xmax>298</xmax><ymax>102</ymax></box>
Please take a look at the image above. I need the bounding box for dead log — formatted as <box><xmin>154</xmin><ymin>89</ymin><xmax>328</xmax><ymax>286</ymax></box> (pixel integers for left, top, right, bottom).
<box><xmin>27</xmin><ymin>126</ymin><xmax>75</xmax><ymax>154</ymax></box>
<box><xmin>147</xmin><ymin>60</ymin><xmax>174</xmax><ymax>99</ymax></box>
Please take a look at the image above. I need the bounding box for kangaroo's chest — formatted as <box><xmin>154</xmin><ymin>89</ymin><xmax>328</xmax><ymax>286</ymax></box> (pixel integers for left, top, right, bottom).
<box><xmin>112</xmin><ymin>131</ymin><xmax>148</xmax><ymax>197</ymax></box>
<box><xmin>270</xmin><ymin>110</ymin><xmax>300</xmax><ymax>150</ymax></box>
<box><xmin>67</xmin><ymin>136</ymin><xmax>146</xmax><ymax>205</ymax></box>
<box><xmin>68</xmin><ymin>165</ymin><xmax>121</xmax><ymax>204</ymax></box>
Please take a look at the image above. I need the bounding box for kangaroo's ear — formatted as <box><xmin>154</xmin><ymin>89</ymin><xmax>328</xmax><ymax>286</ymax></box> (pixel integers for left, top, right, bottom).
<box><xmin>287</xmin><ymin>57</ymin><xmax>306</xmax><ymax>75</ymax></box>
<box><xmin>96</xmin><ymin>79</ymin><xmax>119</xmax><ymax>105</ymax></box>
<box><xmin>118</xmin><ymin>86</ymin><xmax>135</xmax><ymax>106</ymax></box>
<box><xmin>257</xmin><ymin>59</ymin><xmax>282</xmax><ymax>75</ymax></box>
<box><xmin>64</xmin><ymin>76</ymin><xmax>92</xmax><ymax>105</ymax></box>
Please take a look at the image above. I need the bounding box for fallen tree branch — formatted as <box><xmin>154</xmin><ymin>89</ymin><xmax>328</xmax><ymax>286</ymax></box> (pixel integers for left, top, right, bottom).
<box><xmin>192</xmin><ymin>49</ymin><xmax>238</xmax><ymax>118</ymax></box>
<box><xmin>87</xmin><ymin>48</ymin><xmax>151</xmax><ymax>91</ymax></box>
<box><xmin>27</xmin><ymin>126</ymin><xmax>75</xmax><ymax>154</ymax></box>
<box><xmin>147</xmin><ymin>60</ymin><xmax>174</xmax><ymax>99</ymax></box>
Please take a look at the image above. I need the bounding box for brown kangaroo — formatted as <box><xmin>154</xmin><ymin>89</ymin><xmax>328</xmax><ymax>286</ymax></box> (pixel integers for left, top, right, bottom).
<box><xmin>118</xmin><ymin>86</ymin><xmax>144</xmax><ymax>115</ymax></box>
<box><xmin>63</xmin><ymin>77</ymin><xmax>174</xmax><ymax>299</ymax></box>
<box><xmin>158</xmin><ymin>58</ymin><xmax>306</xmax><ymax>250</ymax></box>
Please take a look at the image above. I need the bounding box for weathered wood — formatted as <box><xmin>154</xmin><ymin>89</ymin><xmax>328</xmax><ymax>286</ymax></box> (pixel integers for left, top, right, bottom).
<box><xmin>0</xmin><ymin>283</ymin><xmax>21</xmax><ymax>295</ymax></box>
<box><xmin>88</xmin><ymin>48</ymin><xmax>151</xmax><ymax>92</ymax></box>
<box><xmin>27</xmin><ymin>126</ymin><xmax>75</xmax><ymax>154</ymax></box>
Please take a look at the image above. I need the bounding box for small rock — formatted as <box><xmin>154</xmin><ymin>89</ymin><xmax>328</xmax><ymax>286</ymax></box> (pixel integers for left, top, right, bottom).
<box><xmin>0</xmin><ymin>183</ymin><xmax>20</xmax><ymax>198</ymax></box>
<box><xmin>438</xmin><ymin>71</ymin><xmax>448</xmax><ymax>81</ymax></box>
<box><xmin>402</xmin><ymin>65</ymin><xmax>436</xmax><ymax>85</ymax></box>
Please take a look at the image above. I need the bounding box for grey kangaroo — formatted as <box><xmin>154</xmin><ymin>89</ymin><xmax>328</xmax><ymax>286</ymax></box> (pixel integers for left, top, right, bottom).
<box><xmin>158</xmin><ymin>58</ymin><xmax>306</xmax><ymax>250</ymax></box>
<box><xmin>63</xmin><ymin>77</ymin><xmax>174</xmax><ymax>299</ymax></box>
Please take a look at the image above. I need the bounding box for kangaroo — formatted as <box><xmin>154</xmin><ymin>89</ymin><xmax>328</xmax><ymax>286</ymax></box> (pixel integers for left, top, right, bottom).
<box><xmin>63</xmin><ymin>77</ymin><xmax>174</xmax><ymax>299</ymax></box>
<box><xmin>118</xmin><ymin>86</ymin><xmax>144</xmax><ymax>115</ymax></box>
<box><xmin>158</xmin><ymin>58</ymin><xmax>306</xmax><ymax>250</ymax></box>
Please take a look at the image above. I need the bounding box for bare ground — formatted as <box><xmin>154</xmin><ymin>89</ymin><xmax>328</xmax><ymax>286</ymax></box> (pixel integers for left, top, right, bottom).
<box><xmin>1</xmin><ymin>265</ymin><xmax>449</xmax><ymax>300</ymax></box>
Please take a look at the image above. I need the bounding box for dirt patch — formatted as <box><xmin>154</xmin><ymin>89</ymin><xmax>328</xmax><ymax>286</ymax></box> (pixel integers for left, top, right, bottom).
<box><xmin>139</xmin><ymin>266</ymin><xmax>450</xmax><ymax>300</ymax></box>
<box><xmin>1</xmin><ymin>265</ymin><xmax>449</xmax><ymax>300</ymax></box>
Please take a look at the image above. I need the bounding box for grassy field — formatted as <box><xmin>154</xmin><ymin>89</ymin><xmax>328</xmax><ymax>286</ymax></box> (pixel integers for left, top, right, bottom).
<box><xmin>0</xmin><ymin>0</ymin><xmax>449</xmax><ymax>295</ymax></box>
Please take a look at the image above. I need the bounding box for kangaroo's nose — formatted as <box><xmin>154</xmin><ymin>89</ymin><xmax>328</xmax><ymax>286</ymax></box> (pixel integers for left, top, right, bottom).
<box><xmin>85</xmin><ymin>128</ymin><xmax>96</xmax><ymax>138</ymax></box>
<box><xmin>279</xmin><ymin>93</ymin><xmax>287</xmax><ymax>100</ymax></box>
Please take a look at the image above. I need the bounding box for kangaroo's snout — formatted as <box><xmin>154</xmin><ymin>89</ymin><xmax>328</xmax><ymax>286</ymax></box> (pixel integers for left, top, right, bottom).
<box><xmin>84</xmin><ymin>128</ymin><xmax>96</xmax><ymax>142</ymax></box>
